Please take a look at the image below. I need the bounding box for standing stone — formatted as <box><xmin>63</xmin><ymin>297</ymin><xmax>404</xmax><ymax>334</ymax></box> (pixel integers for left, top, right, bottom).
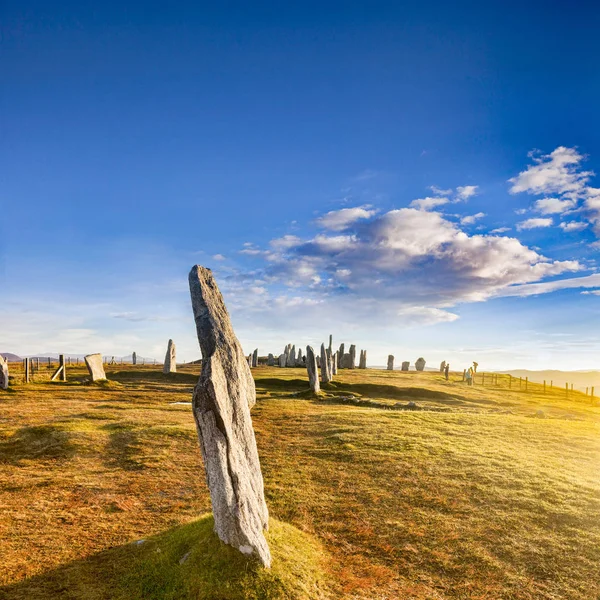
<box><xmin>328</xmin><ymin>335</ymin><xmax>333</xmax><ymax>354</ymax></box>
<box><xmin>132</xmin><ymin>351</ymin><xmax>137</xmax><ymax>365</ymax></box>
<box><xmin>401</xmin><ymin>361</ymin><xmax>410</xmax><ymax>371</ymax></box>
<box><xmin>297</xmin><ymin>347</ymin><xmax>303</xmax><ymax>365</ymax></box>
<box><xmin>252</xmin><ymin>349</ymin><xmax>258</xmax><ymax>368</ymax></box>
<box><xmin>415</xmin><ymin>357</ymin><xmax>426</xmax><ymax>372</ymax></box>
<box><xmin>85</xmin><ymin>353</ymin><xmax>106</xmax><ymax>381</ymax></box>
<box><xmin>163</xmin><ymin>339</ymin><xmax>177</xmax><ymax>373</ymax></box>
<box><xmin>267</xmin><ymin>353</ymin><xmax>275</xmax><ymax>366</ymax></box>
<box><xmin>320</xmin><ymin>343</ymin><xmax>332</xmax><ymax>383</ymax></box>
<box><xmin>306</xmin><ymin>346</ymin><xmax>320</xmax><ymax>393</ymax></box>
<box><xmin>440</xmin><ymin>361</ymin><xmax>446</xmax><ymax>373</ymax></box>
<box><xmin>247</xmin><ymin>355</ymin><xmax>252</xmax><ymax>367</ymax></box>
<box><xmin>349</xmin><ymin>345</ymin><xmax>356</xmax><ymax>369</ymax></box>
<box><xmin>359</xmin><ymin>350</ymin><xmax>367</xmax><ymax>369</ymax></box>
<box><xmin>338</xmin><ymin>344</ymin><xmax>344</xmax><ymax>368</ymax></box>
<box><xmin>387</xmin><ymin>355</ymin><xmax>394</xmax><ymax>370</ymax></box>
<box><xmin>278</xmin><ymin>354</ymin><xmax>286</xmax><ymax>368</ymax></box>
<box><xmin>289</xmin><ymin>345</ymin><xmax>296</xmax><ymax>367</ymax></box>
<box><xmin>188</xmin><ymin>265</ymin><xmax>271</xmax><ymax>567</ymax></box>
<box><xmin>342</xmin><ymin>353</ymin><xmax>352</xmax><ymax>369</ymax></box>
<box><xmin>331</xmin><ymin>352</ymin><xmax>338</xmax><ymax>376</ymax></box>
<box><xmin>0</xmin><ymin>356</ymin><xmax>9</xmax><ymax>390</ymax></box>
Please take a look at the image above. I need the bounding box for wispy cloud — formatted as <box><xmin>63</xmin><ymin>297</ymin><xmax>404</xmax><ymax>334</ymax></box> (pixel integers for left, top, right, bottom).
<box><xmin>315</xmin><ymin>206</ymin><xmax>377</xmax><ymax>231</ymax></box>
<box><xmin>516</xmin><ymin>217</ymin><xmax>553</xmax><ymax>231</ymax></box>
<box><xmin>410</xmin><ymin>196</ymin><xmax>449</xmax><ymax>211</ymax></box>
<box><xmin>460</xmin><ymin>212</ymin><xmax>485</xmax><ymax>225</ymax></box>
<box><xmin>456</xmin><ymin>185</ymin><xmax>479</xmax><ymax>200</ymax></box>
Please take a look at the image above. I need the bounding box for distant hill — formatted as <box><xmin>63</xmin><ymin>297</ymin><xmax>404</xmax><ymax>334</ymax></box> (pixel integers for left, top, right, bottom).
<box><xmin>0</xmin><ymin>353</ymin><xmax>22</xmax><ymax>362</ymax></box>
<box><xmin>499</xmin><ymin>370</ymin><xmax>600</xmax><ymax>393</ymax></box>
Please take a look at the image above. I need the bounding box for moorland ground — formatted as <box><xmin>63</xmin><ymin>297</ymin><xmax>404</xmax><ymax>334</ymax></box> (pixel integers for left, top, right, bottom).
<box><xmin>0</xmin><ymin>363</ymin><xmax>599</xmax><ymax>599</ymax></box>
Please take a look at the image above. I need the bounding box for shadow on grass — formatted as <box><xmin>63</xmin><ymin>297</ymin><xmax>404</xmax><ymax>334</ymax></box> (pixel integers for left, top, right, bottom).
<box><xmin>102</xmin><ymin>424</ymin><xmax>146</xmax><ymax>471</ymax></box>
<box><xmin>109</xmin><ymin>371</ymin><xmax>199</xmax><ymax>385</ymax></box>
<box><xmin>0</xmin><ymin>425</ymin><xmax>76</xmax><ymax>465</ymax></box>
<box><xmin>0</xmin><ymin>515</ymin><xmax>329</xmax><ymax>600</ymax></box>
<box><xmin>323</xmin><ymin>380</ymin><xmax>464</xmax><ymax>403</ymax></box>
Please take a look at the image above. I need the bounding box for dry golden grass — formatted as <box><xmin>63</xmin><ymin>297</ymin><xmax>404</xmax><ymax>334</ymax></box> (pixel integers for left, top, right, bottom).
<box><xmin>1</xmin><ymin>363</ymin><xmax>599</xmax><ymax>599</ymax></box>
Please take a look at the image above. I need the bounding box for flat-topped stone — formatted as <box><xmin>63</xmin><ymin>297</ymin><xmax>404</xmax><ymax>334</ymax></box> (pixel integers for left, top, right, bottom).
<box><xmin>401</xmin><ymin>361</ymin><xmax>410</xmax><ymax>371</ymax></box>
<box><xmin>387</xmin><ymin>355</ymin><xmax>394</xmax><ymax>371</ymax></box>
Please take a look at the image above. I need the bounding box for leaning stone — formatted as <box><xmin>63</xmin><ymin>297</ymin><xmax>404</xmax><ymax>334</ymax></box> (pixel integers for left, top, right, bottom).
<box><xmin>163</xmin><ymin>339</ymin><xmax>177</xmax><ymax>373</ymax></box>
<box><xmin>320</xmin><ymin>343</ymin><xmax>332</xmax><ymax>383</ymax></box>
<box><xmin>278</xmin><ymin>354</ymin><xmax>286</xmax><ymax>368</ymax></box>
<box><xmin>188</xmin><ymin>265</ymin><xmax>271</xmax><ymax>568</ymax></box>
<box><xmin>85</xmin><ymin>353</ymin><xmax>106</xmax><ymax>381</ymax></box>
<box><xmin>267</xmin><ymin>353</ymin><xmax>275</xmax><ymax>366</ymax></box>
<box><xmin>401</xmin><ymin>361</ymin><xmax>410</xmax><ymax>371</ymax></box>
<box><xmin>306</xmin><ymin>346</ymin><xmax>320</xmax><ymax>393</ymax></box>
<box><xmin>0</xmin><ymin>356</ymin><xmax>9</xmax><ymax>390</ymax></box>
<box><xmin>415</xmin><ymin>357</ymin><xmax>426</xmax><ymax>372</ymax></box>
<box><xmin>387</xmin><ymin>355</ymin><xmax>394</xmax><ymax>371</ymax></box>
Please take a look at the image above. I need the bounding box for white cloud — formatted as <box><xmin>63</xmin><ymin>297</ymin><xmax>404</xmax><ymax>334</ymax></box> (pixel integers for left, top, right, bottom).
<box><xmin>534</xmin><ymin>198</ymin><xmax>576</xmax><ymax>214</ymax></box>
<box><xmin>460</xmin><ymin>212</ymin><xmax>485</xmax><ymax>225</ymax></box>
<box><xmin>496</xmin><ymin>273</ymin><xmax>600</xmax><ymax>298</ymax></box>
<box><xmin>581</xmin><ymin>290</ymin><xmax>600</xmax><ymax>295</ymax></box>
<box><xmin>509</xmin><ymin>146</ymin><xmax>592</xmax><ymax>200</ymax></box>
<box><xmin>410</xmin><ymin>196</ymin><xmax>450</xmax><ymax>211</ymax></box>
<box><xmin>456</xmin><ymin>185</ymin><xmax>479</xmax><ymax>200</ymax></box>
<box><xmin>490</xmin><ymin>227</ymin><xmax>511</xmax><ymax>234</ymax></box>
<box><xmin>560</xmin><ymin>221</ymin><xmax>588</xmax><ymax>232</ymax></box>
<box><xmin>430</xmin><ymin>185</ymin><xmax>453</xmax><ymax>196</ymax></box>
<box><xmin>516</xmin><ymin>218</ymin><xmax>553</xmax><ymax>231</ymax></box>
<box><xmin>515</xmin><ymin>208</ymin><xmax>527</xmax><ymax>215</ymax></box>
<box><xmin>315</xmin><ymin>206</ymin><xmax>377</xmax><ymax>231</ymax></box>
<box><xmin>212</xmin><ymin>254</ymin><xmax>226</xmax><ymax>261</ymax></box>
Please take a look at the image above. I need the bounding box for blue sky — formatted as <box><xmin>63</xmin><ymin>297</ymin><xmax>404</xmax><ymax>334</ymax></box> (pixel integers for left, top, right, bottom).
<box><xmin>2</xmin><ymin>1</ymin><xmax>600</xmax><ymax>369</ymax></box>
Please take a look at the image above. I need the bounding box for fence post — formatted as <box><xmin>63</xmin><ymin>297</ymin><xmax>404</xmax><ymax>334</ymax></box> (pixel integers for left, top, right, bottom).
<box><xmin>591</xmin><ymin>387</ymin><xmax>595</xmax><ymax>404</ymax></box>
<box><xmin>509</xmin><ymin>375</ymin><xmax>512</xmax><ymax>389</ymax></box>
<box><xmin>543</xmin><ymin>380</ymin><xmax>546</xmax><ymax>394</ymax></box>
<box><xmin>566</xmin><ymin>382</ymin><xmax>569</xmax><ymax>397</ymax></box>
<box><xmin>550</xmin><ymin>380</ymin><xmax>553</xmax><ymax>389</ymax></box>
<box><xmin>570</xmin><ymin>383</ymin><xmax>573</xmax><ymax>392</ymax></box>
<box><xmin>525</xmin><ymin>377</ymin><xmax>528</xmax><ymax>391</ymax></box>
<box><xmin>586</xmin><ymin>387</ymin><xmax>588</xmax><ymax>396</ymax></box>
<box><xmin>462</xmin><ymin>369</ymin><xmax>466</xmax><ymax>381</ymax></box>
<box><xmin>24</xmin><ymin>358</ymin><xmax>30</xmax><ymax>383</ymax></box>
<box><xmin>519</xmin><ymin>377</ymin><xmax>522</xmax><ymax>390</ymax></box>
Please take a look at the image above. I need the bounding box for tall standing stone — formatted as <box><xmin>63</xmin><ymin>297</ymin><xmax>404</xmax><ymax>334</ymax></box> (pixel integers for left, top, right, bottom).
<box><xmin>163</xmin><ymin>339</ymin><xmax>177</xmax><ymax>373</ymax></box>
<box><xmin>85</xmin><ymin>353</ymin><xmax>106</xmax><ymax>381</ymax></box>
<box><xmin>401</xmin><ymin>361</ymin><xmax>410</xmax><ymax>371</ymax></box>
<box><xmin>188</xmin><ymin>265</ymin><xmax>271</xmax><ymax>567</ymax></box>
<box><xmin>349</xmin><ymin>345</ymin><xmax>356</xmax><ymax>369</ymax></box>
<box><xmin>440</xmin><ymin>361</ymin><xmax>446</xmax><ymax>373</ymax></box>
<box><xmin>252</xmin><ymin>349</ymin><xmax>258</xmax><ymax>368</ymax></box>
<box><xmin>267</xmin><ymin>353</ymin><xmax>275</xmax><ymax>366</ymax></box>
<box><xmin>328</xmin><ymin>334</ymin><xmax>333</xmax><ymax>354</ymax></box>
<box><xmin>306</xmin><ymin>346</ymin><xmax>320</xmax><ymax>393</ymax></box>
<box><xmin>132</xmin><ymin>351</ymin><xmax>137</xmax><ymax>365</ymax></box>
<box><xmin>320</xmin><ymin>343</ymin><xmax>332</xmax><ymax>383</ymax></box>
<box><xmin>289</xmin><ymin>345</ymin><xmax>296</xmax><ymax>367</ymax></box>
<box><xmin>297</xmin><ymin>347</ymin><xmax>303</xmax><ymax>365</ymax></box>
<box><xmin>342</xmin><ymin>353</ymin><xmax>352</xmax><ymax>369</ymax></box>
<box><xmin>415</xmin><ymin>357</ymin><xmax>426</xmax><ymax>372</ymax></box>
<box><xmin>278</xmin><ymin>354</ymin><xmax>286</xmax><ymax>367</ymax></box>
<box><xmin>359</xmin><ymin>350</ymin><xmax>367</xmax><ymax>369</ymax></box>
<box><xmin>387</xmin><ymin>355</ymin><xmax>394</xmax><ymax>371</ymax></box>
<box><xmin>0</xmin><ymin>356</ymin><xmax>9</xmax><ymax>390</ymax></box>
<box><xmin>331</xmin><ymin>352</ymin><xmax>338</xmax><ymax>375</ymax></box>
<box><xmin>338</xmin><ymin>344</ymin><xmax>344</xmax><ymax>368</ymax></box>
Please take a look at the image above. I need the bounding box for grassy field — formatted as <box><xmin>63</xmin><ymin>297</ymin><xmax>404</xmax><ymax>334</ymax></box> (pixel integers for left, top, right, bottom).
<box><xmin>0</xmin><ymin>363</ymin><xmax>599</xmax><ymax>599</ymax></box>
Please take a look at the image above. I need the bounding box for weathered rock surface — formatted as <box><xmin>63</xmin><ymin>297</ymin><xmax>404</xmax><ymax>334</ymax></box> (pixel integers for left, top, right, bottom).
<box><xmin>297</xmin><ymin>347</ymin><xmax>303</xmax><ymax>365</ymax></box>
<box><xmin>278</xmin><ymin>354</ymin><xmax>286</xmax><ymax>367</ymax></box>
<box><xmin>331</xmin><ymin>352</ymin><xmax>338</xmax><ymax>375</ymax></box>
<box><xmin>289</xmin><ymin>345</ymin><xmax>296</xmax><ymax>367</ymax></box>
<box><xmin>387</xmin><ymin>355</ymin><xmax>394</xmax><ymax>371</ymax></box>
<box><xmin>338</xmin><ymin>344</ymin><xmax>344</xmax><ymax>368</ymax></box>
<box><xmin>320</xmin><ymin>343</ymin><xmax>332</xmax><ymax>383</ymax></box>
<box><xmin>188</xmin><ymin>265</ymin><xmax>271</xmax><ymax>568</ymax></box>
<box><xmin>163</xmin><ymin>339</ymin><xmax>177</xmax><ymax>373</ymax></box>
<box><xmin>0</xmin><ymin>356</ymin><xmax>9</xmax><ymax>390</ymax></box>
<box><xmin>306</xmin><ymin>345</ymin><xmax>320</xmax><ymax>393</ymax></box>
<box><xmin>267</xmin><ymin>353</ymin><xmax>275</xmax><ymax>366</ymax></box>
<box><xmin>359</xmin><ymin>350</ymin><xmax>367</xmax><ymax>369</ymax></box>
<box><xmin>85</xmin><ymin>353</ymin><xmax>106</xmax><ymax>381</ymax></box>
<box><xmin>252</xmin><ymin>349</ymin><xmax>258</xmax><ymax>368</ymax></box>
<box><xmin>401</xmin><ymin>361</ymin><xmax>410</xmax><ymax>371</ymax></box>
<box><xmin>342</xmin><ymin>353</ymin><xmax>352</xmax><ymax>369</ymax></box>
<box><xmin>415</xmin><ymin>357</ymin><xmax>426</xmax><ymax>372</ymax></box>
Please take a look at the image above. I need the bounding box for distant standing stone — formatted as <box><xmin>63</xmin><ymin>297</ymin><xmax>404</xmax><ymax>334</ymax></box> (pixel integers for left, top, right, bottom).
<box><xmin>320</xmin><ymin>343</ymin><xmax>332</xmax><ymax>383</ymax></box>
<box><xmin>252</xmin><ymin>348</ymin><xmax>258</xmax><ymax>368</ymax></box>
<box><xmin>267</xmin><ymin>353</ymin><xmax>275</xmax><ymax>366</ymax></box>
<box><xmin>415</xmin><ymin>357</ymin><xmax>426</xmax><ymax>372</ymax></box>
<box><xmin>297</xmin><ymin>347</ymin><xmax>303</xmax><ymax>365</ymax></box>
<box><xmin>306</xmin><ymin>346</ymin><xmax>320</xmax><ymax>393</ymax></box>
<box><xmin>289</xmin><ymin>345</ymin><xmax>296</xmax><ymax>367</ymax></box>
<box><xmin>359</xmin><ymin>350</ymin><xmax>367</xmax><ymax>369</ymax></box>
<box><xmin>163</xmin><ymin>339</ymin><xmax>177</xmax><ymax>373</ymax></box>
<box><xmin>342</xmin><ymin>353</ymin><xmax>352</xmax><ymax>369</ymax></box>
<box><xmin>278</xmin><ymin>354</ymin><xmax>286</xmax><ymax>368</ymax></box>
<box><xmin>349</xmin><ymin>345</ymin><xmax>356</xmax><ymax>369</ymax></box>
<box><xmin>0</xmin><ymin>356</ymin><xmax>9</xmax><ymax>390</ymax></box>
<box><xmin>331</xmin><ymin>352</ymin><xmax>338</xmax><ymax>375</ymax></box>
<box><xmin>188</xmin><ymin>265</ymin><xmax>271</xmax><ymax>567</ymax></box>
<box><xmin>338</xmin><ymin>344</ymin><xmax>344</xmax><ymax>368</ymax></box>
<box><xmin>401</xmin><ymin>361</ymin><xmax>410</xmax><ymax>372</ymax></box>
<box><xmin>440</xmin><ymin>361</ymin><xmax>446</xmax><ymax>373</ymax></box>
<box><xmin>132</xmin><ymin>351</ymin><xmax>137</xmax><ymax>365</ymax></box>
<box><xmin>387</xmin><ymin>355</ymin><xmax>394</xmax><ymax>371</ymax></box>
<box><xmin>85</xmin><ymin>353</ymin><xmax>106</xmax><ymax>381</ymax></box>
